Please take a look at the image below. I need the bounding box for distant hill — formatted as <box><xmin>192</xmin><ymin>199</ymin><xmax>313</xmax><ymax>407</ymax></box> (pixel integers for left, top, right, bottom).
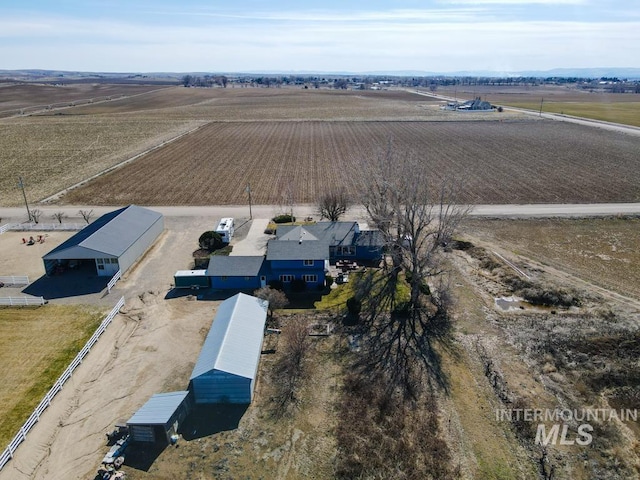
<box><xmin>1</xmin><ymin>67</ymin><xmax>639</xmax><ymax>81</ymax></box>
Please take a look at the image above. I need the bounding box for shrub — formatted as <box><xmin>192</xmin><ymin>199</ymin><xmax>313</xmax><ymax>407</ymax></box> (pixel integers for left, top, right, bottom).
<box><xmin>273</xmin><ymin>214</ymin><xmax>295</xmax><ymax>224</ymax></box>
<box><xmin>269</xmin><ymin>279</ymin><xmax>284</xmax><ymax>291</ymax></box>
<box><xmin>325</xmin><ymin>274</ymin><xmax>334</xmax><ymax>288</ymax></box>
<box><xmin>198</xmin><ymin>231</ymin><xmax>224</xmax><ymax>251</ymax></box>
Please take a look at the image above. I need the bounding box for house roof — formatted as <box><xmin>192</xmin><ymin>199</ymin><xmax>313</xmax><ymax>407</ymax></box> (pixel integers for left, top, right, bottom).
<box><xmin>206</xmin><ymin>256</ymin><xmax>265</xmax><ymax>277</ymax></box>
<box><xmin>266</xmin><ymin>239</ymin><xmax>328</xmax><ymax>261</ymax></box>
<box><xmin>43</xmin><ymin>205</ymin><xmax>162</xmax><ymax>260</ymax></box>
<box><xmin>354</xmin><ymin>230</ymin><xmax>385</xmax><ymax>248</ymax></box>
<box><xmin>127</xmin><ymin>391</ymin><xmax>190</xmax><ymax>426</ymax></box>
<box><xmin>277</xmin><ymin>222</ymin><xmax>358</xmax><ymax>247</ymax></box>
<box><xmin>276</xmin><ymin>226</ymin><xmax>319</xmax><ymax>242</ymax></box>
<box><xmin>190</xmin><ymin>293</ymin><xmax>268</xmax><ymax>381</ymax></box>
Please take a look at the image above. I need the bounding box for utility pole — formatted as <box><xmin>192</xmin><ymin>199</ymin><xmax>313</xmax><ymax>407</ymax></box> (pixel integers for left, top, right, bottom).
<box><xmin>246</xmin><ymin>183</ymin><xmax>252</xmax><ymax>219</ymax></box>
<box><xmin>539</xmin><ymin>97</ymin><xmax>544</xmax><ymax>117</ymax></box>
<box><xmin>17</xmin><ymin>176</ymin><xmax>31</xmax><ymax>222</ymax></box>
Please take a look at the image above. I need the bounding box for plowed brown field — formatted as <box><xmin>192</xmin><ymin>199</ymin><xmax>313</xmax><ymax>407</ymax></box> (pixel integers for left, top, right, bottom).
<box><xmin>0</xmin><ymin>84</ymin><xmax>170</xmax><ymax>117</ymax></box>
<box><xmin>63</xmin><ymin>119</ymin><xmax>640</xmax><ymax>205</ymax></box>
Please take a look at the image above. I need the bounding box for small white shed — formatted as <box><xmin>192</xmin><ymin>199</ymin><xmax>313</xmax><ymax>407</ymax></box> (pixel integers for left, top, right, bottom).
<box><xmin>189</xmin><ymin>293</ymin><xmax>268</xmax><ymax>404</ymax></box>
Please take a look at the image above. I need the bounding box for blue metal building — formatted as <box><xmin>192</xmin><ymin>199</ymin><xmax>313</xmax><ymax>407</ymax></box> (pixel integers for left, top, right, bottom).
<box><xmin>189</xmin><ymin>293</ymin><xmax>268</xmax><ymax>404</ymax></box>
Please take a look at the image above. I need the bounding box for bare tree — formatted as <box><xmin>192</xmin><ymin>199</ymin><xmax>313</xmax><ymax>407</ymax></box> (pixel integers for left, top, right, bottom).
<box><xmin>254</xmin><ymin>286</ymin><xmax>289</xmax><ymax>319</ymax></box>
<box><xmin>271</xmin><ymin>317</ymin><xmax>310</xmax><ymax>415</ymax></box>
<box><xmin>317</xmin><ymin>189</ymin><xmax>350</xmax><ymax>221</ymax></box>
<box><xmin>78</xmin><ymin>209</ymin><xmax>94</xmax><ymax>224</ymax></box>
<box><xmin>30</xmin><ymin>208</ymin><xmax>42</xmax><ymax>224</ymax></box>
<box><xmin>351</xmin><ymin>141</ymin><xmax>470</xmax><ymax>392</ymax></box>
<box><xmin>52</xmin><ymin>211</ymin><xmax>67</xmax><ymax>224</ymax></box>
<box><xmin>278</xmin><ymin>178</ymin><xmax>296</xmax><ymax>219</ymax></box>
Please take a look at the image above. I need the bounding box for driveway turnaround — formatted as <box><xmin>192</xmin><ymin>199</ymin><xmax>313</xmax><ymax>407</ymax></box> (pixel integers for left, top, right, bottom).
<box><xmin>230</xmin><ymin>219</ymin><xmax>271</xmax><ymax>256</ymax></box>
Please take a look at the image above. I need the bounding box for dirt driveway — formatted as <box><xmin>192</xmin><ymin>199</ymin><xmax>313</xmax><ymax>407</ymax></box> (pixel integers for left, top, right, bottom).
<box><xmin>0</xmin><ymin>216</ymin><xmax>224</xmax><ymax>480</ymax></box>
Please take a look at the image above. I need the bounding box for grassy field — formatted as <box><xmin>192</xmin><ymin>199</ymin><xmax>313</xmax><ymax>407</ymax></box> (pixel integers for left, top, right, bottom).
<box><xmin>462</xmin><ymin>216</ymin><xmax>640</xmax><ymax>299</ymax></box>
<box><xmin>0</xmin><ymin>305</ymin><xmax>103</xmax><ymax>449</ymax></box>
<box><xmin>505</xmin><ymin>101</ymin><xmax>640</xmax><ymax>127</ymax></box>
<box><xmin>63</xmin><ymin>119</ymin><xmax>640</xmax><ymax>205</ymax></box>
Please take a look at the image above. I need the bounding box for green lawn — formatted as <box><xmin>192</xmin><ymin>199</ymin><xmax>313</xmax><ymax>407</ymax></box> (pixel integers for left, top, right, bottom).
<box><xmin>506</xmin><ymin>101</ymin><xmax>640</xmax><ymax>127</ymax></box>
<box><xmin>0</xmin><ymin>305</ymin><xmax>103</xmax><ymax>449</ymax></box>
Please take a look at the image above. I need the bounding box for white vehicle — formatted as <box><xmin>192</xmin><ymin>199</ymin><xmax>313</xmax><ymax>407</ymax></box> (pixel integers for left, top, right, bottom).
<box><xmin>215</xmin><ymin>218</ymin><xmax>234</xmax><ymax>243</ymax></box>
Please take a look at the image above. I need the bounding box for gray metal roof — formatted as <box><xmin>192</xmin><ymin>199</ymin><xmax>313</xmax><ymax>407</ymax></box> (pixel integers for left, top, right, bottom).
<box><xmin>276</xmin><ymin>226</ymin><xmax>319</xmax><ymax>242</ymax></box>
<box><xmin>206</xmin><ymin>256</ymin><xmax>265</xmax><ymax>277</ymax></box>
<box><xmin>127</xmin><ymin>391</ymin><xmax>190</xmax><ymax>426</ymax></box>
<box><xmin>266</xmin><ymin>239</ymin><xmax>328</xmax><ymax>261</ymax></box>
<box><xmin>43</xmin><ymin>205</ymin><xmax>162</xmax><ymax>260</ymax></box>
<box><xmin>190</xmin><ymin>293</ymin><xmax>268</xmax><ymax>381</ymax></box>
<box><xmin>277</xmin><ymin>222</ymin><xmax>358</xmax><ymax>246</ymax></box>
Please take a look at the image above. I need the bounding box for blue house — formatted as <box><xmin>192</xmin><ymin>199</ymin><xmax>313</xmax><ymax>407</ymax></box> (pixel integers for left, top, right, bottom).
<box><xmin>275</xmin><ymin>222</ymin><xmax>384</xmax><ymax>264</ymax></box>
<box><xmin>207</xmin><ymin>256</ymin><xmax>268</xmax><ymax>290</ymax></box>
<box><xmin>202</xmin><ymin>222</ymin><xmax>384</xmax><ymax>292</ymax></box>
<box><xmin>266</xmin><ymin>230</ymin><xmax>328</xmax><ymax>289</ymax></box>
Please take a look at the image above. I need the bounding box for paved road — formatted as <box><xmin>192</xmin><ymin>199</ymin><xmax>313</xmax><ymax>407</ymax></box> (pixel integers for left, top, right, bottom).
<box><xmin>2</xmin><ymin>203</ymin><xmax>640</xmax><ymax>225</ymax></box>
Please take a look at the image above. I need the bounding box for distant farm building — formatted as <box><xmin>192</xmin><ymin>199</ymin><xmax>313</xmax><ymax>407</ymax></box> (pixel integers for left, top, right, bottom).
<box><xmin>127</xmin><ymin>391</ymin><xmax>192</xmax><ymax>444</ymax></box>
<box><xmin>42</xmin><ymin>205</ymin><xmax>163</xmax><ymax>277</ymax></box>
<box><xmin>189</xmin><ymin>293</ymin><xmax>268</xmax><ymax>404</ymax></box>
<box><xmin>442</xmin><ymin>97</ymin><xmax>494</xmax><ymax>111</ymax></box>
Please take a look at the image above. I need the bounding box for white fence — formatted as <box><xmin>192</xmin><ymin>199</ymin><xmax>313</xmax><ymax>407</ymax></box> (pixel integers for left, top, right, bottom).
<box><xmin>0</xmin><ymin>276</ymin><xmax>30</xmax><ymax>286</ymax></box>
<box><xmin>4</xmin><ymin>222</ymin><xmax>85</xmax><ymax>232</ymax></box>
<box><xmin>0</xmin><ymin>296</ymin><xmax>125</xmax><ymax>471</ymax></box>
<box><xmin>0</xmin><ymin>296</ymin><xmax>45</xmax><ymax>306</ymax></box>
<box><xmin>106</xmin><ymin>270</ymin><xmax>122</xmax><ymax>294</ymax></box>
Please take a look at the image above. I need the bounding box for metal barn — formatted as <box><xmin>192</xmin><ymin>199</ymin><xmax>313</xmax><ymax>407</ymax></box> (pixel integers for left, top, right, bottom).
<box><xmin>189</xmin><ymin>293</ymin><xmax>268</xmax><ymax>404</ymax></box>
<box><xmin>127</xmin><ymin>391</ymin><xmax>192</xmax><ymax>444</ymax></box>
<box><xmin>42</xmin><ymin>205</ymin><xmax>164</xmax><ymax>276</ymax></box>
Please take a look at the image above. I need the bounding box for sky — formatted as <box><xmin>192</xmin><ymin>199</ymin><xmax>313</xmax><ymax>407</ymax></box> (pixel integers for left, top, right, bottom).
<box><xmin>0</xmin><ymin>0</ymin><xmax>638</xmax><ymax>74</ymax></box>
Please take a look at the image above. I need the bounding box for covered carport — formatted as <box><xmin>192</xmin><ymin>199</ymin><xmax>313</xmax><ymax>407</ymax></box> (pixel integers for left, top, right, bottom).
<box><xmin>42</xmin><ymin>205</ymin><xmax>163</xmax><ymax>277</ymax></box>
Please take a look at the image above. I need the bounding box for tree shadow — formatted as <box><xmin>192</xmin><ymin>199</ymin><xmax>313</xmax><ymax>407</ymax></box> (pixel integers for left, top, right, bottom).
<box><xmin>179</xmin><ymin>404</ymin><xmax>249</xmax><ymax>440</ymax></box>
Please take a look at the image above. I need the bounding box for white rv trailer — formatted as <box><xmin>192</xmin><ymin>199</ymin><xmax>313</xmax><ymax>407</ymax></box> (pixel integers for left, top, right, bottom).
<box><xmin>215</xmin><ymin>218</ymin><xmax>234</xmax><ymax>243</ymax></box>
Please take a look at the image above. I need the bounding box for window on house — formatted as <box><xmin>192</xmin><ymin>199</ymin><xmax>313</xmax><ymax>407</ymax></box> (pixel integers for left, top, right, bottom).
<box><xmin>244</xmin><ymin>276</ymin><xmax>252</xmax><ymax>281</ymax></box>
<box><xmin>221</xmin><ymin>276</ymin><xmax>228</xmax><ymax>281</ymax></box>
<box><xmin>304</xmin><ymin>259</ymin><xmax>314</xmax><ymax>266</ymax></box>
<box><xmin>96</xmin><ymin>258</ymin><xmax>104</xmax><ymax>264</ymax></box>
<box><xmin>280</xmin><ymin>275</ymin><xmax>294</xmax><ymax>283</ymax></box>
<box><xmin>303</xmin><ymin>274</ymin><xmax>318</xmax><ymax>283</ymax></box>
<box><xmin>341</xmin><ymin>246</ymin><xmax>356</xmax><ymax>256</ymax></box>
